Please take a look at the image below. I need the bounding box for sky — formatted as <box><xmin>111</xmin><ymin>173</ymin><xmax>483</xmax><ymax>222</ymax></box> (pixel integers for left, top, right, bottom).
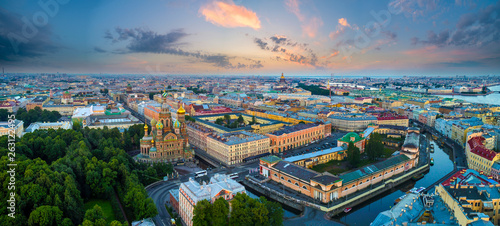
<box><xmin>1</xmin><ymin>0</ymin><xmax>500</xmax><ymax>76</ymax></box>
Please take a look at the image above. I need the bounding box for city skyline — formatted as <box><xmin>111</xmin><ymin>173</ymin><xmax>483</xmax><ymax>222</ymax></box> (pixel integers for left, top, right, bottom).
<box><xmin>1</xmin><ymin>0</ymin><xmax>500</xmax><ymax>76</ymax></box>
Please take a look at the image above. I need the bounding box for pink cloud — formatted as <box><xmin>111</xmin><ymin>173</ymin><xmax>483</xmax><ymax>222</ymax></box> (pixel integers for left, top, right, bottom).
<box><xmin>285</xmin><ymin>0</ymin><xmax>323</xmax><ymax>38</ymax></box>
<box><xmin>200</xmin><ymin>0</ymin><xmax>261</xmax><ymax>30</ymax></box>
<box><xmin>329</xmin><ymin>18</ymin><xmax>352</xmax><ymax>40</ymax></box>
<box><xmin>338</xmin><ymin>18</ymin><xmax>350</xmax><ymax>27</ymax></box>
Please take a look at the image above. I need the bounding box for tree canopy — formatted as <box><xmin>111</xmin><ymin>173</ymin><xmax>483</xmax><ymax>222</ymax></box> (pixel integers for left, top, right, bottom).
<box><xmin>0</xmin><ymin>125</ymin><xmax>158</xmax><ymax>225</ymax></box>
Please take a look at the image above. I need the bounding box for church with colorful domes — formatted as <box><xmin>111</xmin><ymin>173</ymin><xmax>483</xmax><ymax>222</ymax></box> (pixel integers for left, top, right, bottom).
<box><xmin>139</xmin><ymin>99</ymin><xmax>194</xmax><ymax>163</ymax></box>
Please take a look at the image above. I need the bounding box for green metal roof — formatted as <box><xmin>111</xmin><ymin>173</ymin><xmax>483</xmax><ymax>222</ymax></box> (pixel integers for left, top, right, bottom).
<box><xmin>260</xmin><ymin>155</ymin><xmax>282</xmax><ymax>164</ymax></box>
<box><xmin>338</xmin><ymin>132</ymin><xmax>363</xmax><ymax>143</ymax></box>
<box><xmin>340</xmin><ymin>155</ymin><xmax>410</xmax><ymax>184</ymax></box>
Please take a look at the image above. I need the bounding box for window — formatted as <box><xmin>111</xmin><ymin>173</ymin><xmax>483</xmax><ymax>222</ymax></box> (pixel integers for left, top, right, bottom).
<box><xmin>344</xmin><ymin>187</ymin><xmax>348</xmax><ymax>191</ymax></box>
<box><xmin>280</xmin><ymin>176</ymin><xmax>284</xmax><ymax>180</ymax></box>
<box><xmin>352</xmin><ymin>185</ymin><xmax>355</xmax><ymax>188</ymax></box>
<box><xmin>287</xmin><ymin>179</ymin><xmax>292</xmax><ymax>183</ymax></box>
<box><xmin>385</xmin><ymin>172</ymin><xmax>388</xmax><ymax>175</ymax></box>
<box><xmin>373</xmin><ymin>176</ymin><xmax>376</xmax><ymax>179</ymax></box>
<box><xmin>391</xmin><ymin>170</ymin><xmax>393</xmax><ymax>172</ymax></box>
<box><xmin>359</xmin><ymin>181</ymin><xmax>363</xmax><ymax>185</ymax></box>
<box><xmin>274</xmin><ymin>173</ymin><xmax>277</xmax><ymax>177</ymax></box>
<box><xmin>303</xmin><ymin>186</ymin><xmax>307</xmax><ymax>190</ymax></box>
<box><xmin>295</xmin><ymin>182</ymin><xmax>299</xmax><ymax>186</ymax></box>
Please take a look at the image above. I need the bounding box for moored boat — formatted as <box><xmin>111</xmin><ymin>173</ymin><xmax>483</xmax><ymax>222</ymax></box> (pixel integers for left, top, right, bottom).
<box><xmin>344</xmin><ymin>207</ymin><xmax>352</xmax><ymax>213</ymax></box>
<box><xmin>430</xmin><ymin>158</ymin><xmax>434</xmax><ymax>165</ymax></box>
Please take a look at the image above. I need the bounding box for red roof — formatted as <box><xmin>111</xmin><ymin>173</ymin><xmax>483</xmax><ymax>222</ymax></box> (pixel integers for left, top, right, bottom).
<box><xmin>468</xmin><ymin>136</ymin><xmax>497</xmax><ymax>161</ymax></box>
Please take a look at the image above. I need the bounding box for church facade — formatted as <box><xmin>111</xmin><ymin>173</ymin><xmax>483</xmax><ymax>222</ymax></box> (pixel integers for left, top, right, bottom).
<box><xmin>139</xmin><ymin>100</ymin><xmax>194</xmax><ymax>163</ymax></box>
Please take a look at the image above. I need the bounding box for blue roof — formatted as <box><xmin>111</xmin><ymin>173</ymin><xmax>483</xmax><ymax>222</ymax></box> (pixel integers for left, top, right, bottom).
<box><xmin>284</xmin><ymin>146</ymin><xmax>345</xmax><ymax>162</ymax></box>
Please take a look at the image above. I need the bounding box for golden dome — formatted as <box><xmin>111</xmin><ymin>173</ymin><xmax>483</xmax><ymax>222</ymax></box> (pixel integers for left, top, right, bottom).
<box><xmin>151</xmin><ymin>139</ymin><xmax>154</xmax><ymax>144</ymax></box>
<box><xmin>177</xmin><ymin>105</ymin><xmax>185</xmax><ymax>114</ymax></box>
<box><xmin>280</xmin><ymin>73</ymin><xmax>285</xmax><ymax>79</ymax></box>
<box><xmin>144</xmin><ymin>123</ymin><xmax>148</xmax><ymax>129</ymax></box>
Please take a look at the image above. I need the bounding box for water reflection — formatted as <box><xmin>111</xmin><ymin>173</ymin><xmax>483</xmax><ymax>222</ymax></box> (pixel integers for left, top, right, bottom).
<box><xmin>335</xmin><ymin>135</ymin><xmax>454</xmax><ymax>225</ymax></box>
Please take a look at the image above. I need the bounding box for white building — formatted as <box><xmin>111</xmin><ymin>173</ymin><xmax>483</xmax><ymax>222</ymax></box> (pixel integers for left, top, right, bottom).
<box><xmin>178</xmin><ymin>174</ymin><xmax>246</xmax><ymax>226</ymax></box>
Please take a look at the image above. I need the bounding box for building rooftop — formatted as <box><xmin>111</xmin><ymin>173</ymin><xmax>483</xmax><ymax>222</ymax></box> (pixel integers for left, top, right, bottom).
<box><xmin>338</xmin><ymin>132</ymin><xmax>363</xmax><ymax>143</ymax></box>
<box><xmin>179</xmin><ymin>173</ymin><xmax>246</xmax><ymax>204</ymax></box>
<box><xmin>284</xmin><ymin>146</ymin><xmax>345</xmax><ymax>163</ymax></box>
<box><xmin>341</xmin><ymin>155</ymin><xmax>410</xmax><ymax>183</ymax></box>
<box><xmin>269</xmin><ymin>122</ymin><xmax>321</xmax><ymax>136</ymax></box>
<box><xmin>273</xmin><ymin>161</ymin><xmax>319</xmax><ymax>182</ymax></box>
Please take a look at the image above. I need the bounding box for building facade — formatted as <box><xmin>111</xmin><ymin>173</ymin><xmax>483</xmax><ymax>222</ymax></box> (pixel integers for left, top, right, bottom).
<box><xmin>139</xmin><ymin>101</ymin><xmax>194</xmax><ymax>163</ymax></box>
<box><xmin>267</xmin><ymin>123</ymin><xmax>327</xmax><ymax>154</ymax></box>
<box><xmin>178</xmin><ymin>174</ymin><xmax>246</xmax><ymax>226</ymax></box>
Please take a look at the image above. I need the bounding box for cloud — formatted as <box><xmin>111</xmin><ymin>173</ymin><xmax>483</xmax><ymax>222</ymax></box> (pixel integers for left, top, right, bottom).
<box><xmin>252</xmin><ymin>34</ymin><xmax>322</xmax><ymax>68</ymax></box>
<box><xmin>285</xmin><ymin>0</ymin><xmax>323</xmax><ymax>38</ymax></box>
<box><xmin>412</xmin><ymin>1</ymin><xmax>500</xmax><ymax>48</ymax></box>
<box><xmin>437</xmin><ymin>60</ymin><xmax>483</xmax><ymax>67</ymax></box>
<box><xmin>94</xmin><ymin>47</ymin><xmax>107</xmax><ymax>53</ymax></box>
<box><xmin>0</xmin><ymin>8</ymin><xmax>61</xmax><ymax>62</ymax></box>
<box><xmin>199</xmin><ymin>0</ymin><xmax>261</xmax><ymax>30</ymax></box>
<box><xmin>254</xmin><ymin>38</ymin><xmax>268</xmax><ymax>50</ymax></box>
<box><xmin>107</xmin><ymin>27</ymin><xmax>263</xmax><ymax>69</ymax></box>
<box><xmin>329</xmin><ymin>18</ymin><xmax>353</xmax><ymax>40</ymax></box>
<box><xmin>338</xmin><ymin>18</ymin><xmax>350</xmax><ymax>27</ymax></box>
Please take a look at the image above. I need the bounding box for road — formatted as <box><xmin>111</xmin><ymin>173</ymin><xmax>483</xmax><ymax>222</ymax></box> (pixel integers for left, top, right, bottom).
<box><xmin>146</xmin><ymin>161</ymin><xmax>260</xmax><ymax>225</ymax></box>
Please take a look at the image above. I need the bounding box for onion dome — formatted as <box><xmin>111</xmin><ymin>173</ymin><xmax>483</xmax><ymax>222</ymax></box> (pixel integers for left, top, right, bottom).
<box><xmin>150</xmin><ymin>119</ymin><xmax>157</xmax><ymax>127</ymax></box>
<box><xmin>177</xmin><ymin>105</ymin><xmax>185</xmax><ymax>114</ymax></box>
<box><xmin>156</xmin><ymin>120</ymin><xmax>163</xmax><ymax>130</ymax></box>
<box><xmin>144</xmin><ymin>123</ymin><xmax>148</xmax><ymax>129</ymax></box>
<box><xmin>174</xmin><ymin>120</ymin><xmax>181</xmax><ymax>128</ymax></box>
<box><xmin>149</xmin><ymin>140</ymin><xmax>157</xmax><ymax>152</ymax></box>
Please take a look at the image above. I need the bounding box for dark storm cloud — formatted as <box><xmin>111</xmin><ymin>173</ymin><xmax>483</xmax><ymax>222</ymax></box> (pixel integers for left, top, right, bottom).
<box><xmin>94</xmin><ymin>47</ymin><xmax>106</xmax><ymax>53</ymax></box>
<box><xmin>107</xmin><ymin>27</ymin><xmax>263</xmax><ymax>69</ymax></box>
<box><xmin>0</xmin><ymin>8</ymin><xmax>60</xmax><ymax>62</ymax></box>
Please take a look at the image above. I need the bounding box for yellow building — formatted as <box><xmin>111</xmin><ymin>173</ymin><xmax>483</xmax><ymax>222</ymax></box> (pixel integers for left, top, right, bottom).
<box><xmin>246</xmin><ymin>109</ymin><xmax>313</xmax><ymax>125</ymax></box>
<box><xmin>436</xmin><ymin>183</ymin><xmax>500</xmax><ymax>225</ymax></box>
<box><xmin>466</xmin><ymin>136</ymin><xmax>500</xmax><ymax>176</ymax></box>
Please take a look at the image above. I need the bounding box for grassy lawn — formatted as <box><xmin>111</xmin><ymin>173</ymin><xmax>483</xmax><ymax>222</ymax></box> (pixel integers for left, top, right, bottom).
<box><xmin>84</xmin><ymin>199</ymin><xmax>116</xmax><ymax>224</ymax></box>
<box><xmin>311</xmin><ymin>160</ymin><xmax>350</xmax><ymax>175</ymax></box>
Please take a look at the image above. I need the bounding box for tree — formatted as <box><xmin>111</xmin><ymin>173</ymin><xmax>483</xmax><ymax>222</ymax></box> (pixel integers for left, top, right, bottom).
<box><xmin>84</xmin><ymin>205</ymin><xmax>106</xmax><ymax>225</ymax></box>
<box><xmin>347</xmin><ymin>142</ymin><xmax>361</xmax><ymax>166</ymax></box>
<box><xmin>250</xmin><ymin>116</ymin><xmax>257</xmax><ymax>125</ymax></box>
<box><xmin>229</xmin><ymin>193</ymin><xmax>269</xmax><ymax>226</ymax></box>
<box><xmin>237</xmin><ymin>115</ymin><xmax>244</xmax><ymax>124</ymax></box>
<box><xmin>215</xmin><ymin>118</ymin><xmax>224</xmax><ymax>125</ymax></box>
<box><xmin>193</xmin><ymin>199</ymin><xmax>212</xmax><ymax>226</ymax></box>
<box><xmin>28</xmin><ymin>205</ymin><xmax>64</xmax><ymax>226</ymax></box>
<box><xmin>366</xmin><ymin>133</ymin><xmax>384</xmax><ymax>161</ymax></box>
<box><xmin>259</xmin><ymin>197</ymin><xmax>284</xmax><ymax>226</ymax></box>
<box><xmin>211</xmin><ymin>197</ymin><xmax>229</xmax><ymax>226</ymax></box>
<box><xmin>224</xmin><ymin>114</ymin><xmax>231</xmax><ymax>125</ymax></box>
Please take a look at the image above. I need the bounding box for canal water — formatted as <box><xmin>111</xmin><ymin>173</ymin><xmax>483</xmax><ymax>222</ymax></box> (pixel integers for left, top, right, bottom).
<box><xmin>334</xmin><ymin>135</ymin><xmax>454</xmax><ymax>225</ymax></box>
<box><xmin>437</xmin><ymin>85</ymin><xmax>500</xmax><ymax>105</ymax></box>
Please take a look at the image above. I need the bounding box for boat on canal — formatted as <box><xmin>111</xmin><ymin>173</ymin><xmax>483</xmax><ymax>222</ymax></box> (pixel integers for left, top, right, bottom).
<box><xmin>430</xmin><ymin>158</ymin><xmax>434</xmax><ymax>165</ymax></box>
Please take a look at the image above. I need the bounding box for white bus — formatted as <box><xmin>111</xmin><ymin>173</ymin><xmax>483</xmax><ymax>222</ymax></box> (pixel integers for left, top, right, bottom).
<box><xmin>195</xmin><ymin>170</ymin><xmax>207</xmax><ymax>178</ymax></box>
<box><xmin>228</xmin><ymin>173</ymin><xmax>239</xmax><ymax>180</ymax></box>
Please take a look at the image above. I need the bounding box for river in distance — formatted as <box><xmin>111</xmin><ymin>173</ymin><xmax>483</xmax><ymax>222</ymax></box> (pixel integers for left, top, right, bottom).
<box><xmin>437</xmin><ymin>85</ymin><xmax>500</xmax><ymax>105</ymax></box>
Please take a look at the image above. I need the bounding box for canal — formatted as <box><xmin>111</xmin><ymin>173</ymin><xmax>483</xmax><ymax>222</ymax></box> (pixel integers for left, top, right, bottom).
<box><xmin>334</xmin><ymin>134</ymin><xmax>455</xmax><ymax>225</ymax></box>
